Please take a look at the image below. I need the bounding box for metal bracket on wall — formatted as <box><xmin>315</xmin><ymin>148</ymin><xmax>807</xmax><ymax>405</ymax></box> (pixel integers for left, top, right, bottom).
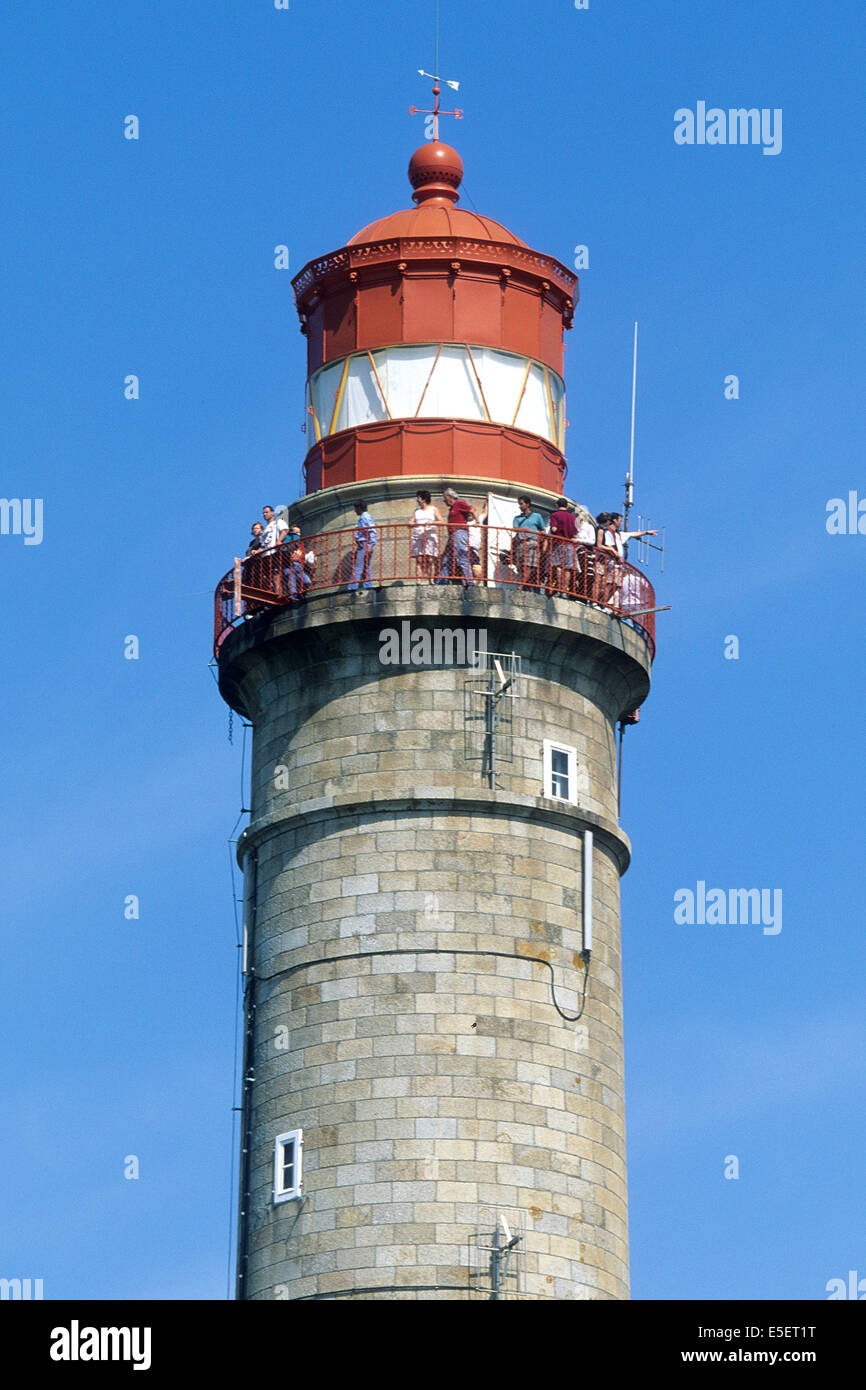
<box><xmin>463</xmin><ymin>651</ymin><xmax>521</xmax><ymax>789</ymax></box>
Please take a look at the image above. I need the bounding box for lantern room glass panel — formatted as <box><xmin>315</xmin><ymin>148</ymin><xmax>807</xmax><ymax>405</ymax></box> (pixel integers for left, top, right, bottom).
<box><xmin>307</xmin><ymin>345</ymin><xmax>565</xmax><ymax>448</ymax></box>
<box><xmin>340</xmin><ymin>356</ymin><xmax>388</xmax><ymax>430</ymax></box>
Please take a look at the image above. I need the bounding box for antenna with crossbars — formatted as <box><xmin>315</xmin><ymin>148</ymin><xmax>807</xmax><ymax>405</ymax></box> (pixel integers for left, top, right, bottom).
<box><xmin>623</xmin><ymin>321</ymin><xmax>638</xmax><ymax>532</ymax></box>
<box><xmin>469</xmin><ymin>1208</ymin><xmax>525</xmax><ymax>1299</ymax></box>
<box><xmin>621</xmin><ymin>322</ymin><xmax>665</xmax><ymax>571</ymax></box>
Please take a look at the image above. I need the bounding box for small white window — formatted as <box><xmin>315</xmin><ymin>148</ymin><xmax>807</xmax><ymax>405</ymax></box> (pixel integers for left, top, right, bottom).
<box><xmin>274</xmin><ymin>1129</ymin><xmax>303</xmax><ymax>1203</ymax></box>
<box><xmin>543</xmin><ymin>740</ymin><xmax>578</xmax><ymax>805</ymax></box>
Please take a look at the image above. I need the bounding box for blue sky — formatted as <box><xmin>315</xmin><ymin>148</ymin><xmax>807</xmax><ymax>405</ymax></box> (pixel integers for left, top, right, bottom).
<box><xmin>2</xmin><ymin>0</ymin><xmax>863</xmax><ymax>1300</ymax></box>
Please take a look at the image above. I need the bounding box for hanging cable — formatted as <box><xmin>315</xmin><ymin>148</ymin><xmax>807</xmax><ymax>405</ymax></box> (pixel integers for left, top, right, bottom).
<box><xmin>256</xmin><ymin>946</ymin><xmax>591</xmax><ymax>1025</ymax></box>
<box><xmin>224</xmin><ymin>718</ymin><xmax>253</xmax><ymax>1295</ymax></box>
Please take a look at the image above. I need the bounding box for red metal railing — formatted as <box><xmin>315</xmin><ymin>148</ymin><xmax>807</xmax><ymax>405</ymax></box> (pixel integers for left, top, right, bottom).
<box><xmin>214</xmin><ymin>524</ymin><xmax>656</xmax><ymax>658</ymax></box>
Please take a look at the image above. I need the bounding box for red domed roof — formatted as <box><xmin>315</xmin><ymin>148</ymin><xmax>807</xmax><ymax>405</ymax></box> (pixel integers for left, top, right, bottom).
<box><xmin>347</xmin><ymin>141</ymin><xmax>527</xmax><ymax>248</ymax></box>
<box><xmin>348</xmin><ymin>204</ymin><xmax>527</xmax><ymax>246</ymax></box>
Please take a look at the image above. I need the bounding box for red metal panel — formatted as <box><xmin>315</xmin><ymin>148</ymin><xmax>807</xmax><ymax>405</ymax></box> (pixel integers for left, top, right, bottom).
<box><xmin>303</xmin><ymin>449</ymin><xmax>322</xmax><ymax>492</ymax></box>
<box><xmin>356</xmin><ymin>279</ymin><xmax>402</xmax><ymax>351</ymax></box>
<box><xmin>453</xmin><ymin>276</ymin><xmax>503</xmax><ymax>348</ymax></box>
<box><xmin>402</xmin><ymin>275</ymin><xmax>454</xmax><ymax>343</ymax></box>
<box><xmin>450</xmin><ymin>422</ymin><xmax>506</xmax><ymax>480</ymax></box>
<box><xmin>402</xmin><ymin>420</ymin><xmax>455</xmax><ymax>475</ymax></box>
<box><xmin>354</xmin><ymin>423</ymin><xmax>402</xmax><ymax>480</ymax></box>
<box><xmin>539</xmin><ymin>299</ymin><xmax>565</xmax><ymax>376</ymax></box>
<box><xmin>503</xmin><ymin>281</ymin><xmax>541</xmax><ymax>362</ymax></box>
<box><xmin>323</xmin><ymin>287</ymin><xmax>356</xmax><ymax>361</ymax></box>
<box><xmin>306</xmin><ymin>306</ymin><xmax>325</xmax><ymax>374</ymax></box>
<box><xmin>302</xmin><ymin>421</ymin><xmax>566</xmax><ymax>494</ymax></box>
<box><xmin>303</xmin><ymin>262</ymin><xmax>568</xmax><ymax>371</ymax></box>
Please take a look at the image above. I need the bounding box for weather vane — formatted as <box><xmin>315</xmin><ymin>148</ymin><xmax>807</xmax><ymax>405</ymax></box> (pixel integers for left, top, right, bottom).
<box><xmin>410</xmin><ymin>70</ymin><xmax>462</xmax><ymax>142</ymax></box>
<box><xmin>409</xmin><ymin>0</ymin><xmax>462</xmax><ymax>141</ymax></box>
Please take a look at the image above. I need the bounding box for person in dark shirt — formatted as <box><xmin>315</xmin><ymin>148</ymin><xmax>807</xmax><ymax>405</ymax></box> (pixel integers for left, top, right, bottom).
<box><xmin>435</xmin><ymin>488</ymin><xmax>476</xmax><ymax>587</ymax></box>
<box><xmin>242</xmin><ymin>521</ymin><xmax>265</xmax><ymax>587</ymax></box>
<box><xmin>548</xmin><ymin>497</ymin><xmax>578</xmax><ymax>597</ymax></box>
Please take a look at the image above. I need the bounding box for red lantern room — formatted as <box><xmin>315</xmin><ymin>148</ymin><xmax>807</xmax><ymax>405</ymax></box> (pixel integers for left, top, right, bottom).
<box><xmin>292</xmin><ymin>140</ymin><xmax>578</xmax><ymax>495</ymax></box>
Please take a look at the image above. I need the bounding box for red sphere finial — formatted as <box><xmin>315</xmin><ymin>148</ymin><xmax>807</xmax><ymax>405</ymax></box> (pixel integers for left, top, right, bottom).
<box><xmin>408</xmin><ymin>142</ymin><xmax>463</xmax><ymax>205</ymax></box>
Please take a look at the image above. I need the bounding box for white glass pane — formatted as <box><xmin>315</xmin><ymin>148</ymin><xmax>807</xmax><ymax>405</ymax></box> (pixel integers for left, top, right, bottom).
<box><xmin>473</xmin><ymin>348</ymin><xmax>528</xmax><ymax>430</ymax></box>
<box><xmin>425</xmin><ymin>346</ymin><xmax>485</xmax><ymax>420</ymax></box>
<box><xmin>514</xmin><ymin>364</ymin><xmax>551</xmax><ymax>441</ymax></box>
<box><xmin>339</xmin><ymin>355</ymin><xmax>388</xmax><ymax>429</ymax></box>
<box><xmin>311</xmin><ymin>359</ymin><xmax>346</xmax><ymax>433</ymax></box>
<box><xmin>378</xmin><ymin>345</ymin><xmax>432</xmax><ymax>418</ymax></box>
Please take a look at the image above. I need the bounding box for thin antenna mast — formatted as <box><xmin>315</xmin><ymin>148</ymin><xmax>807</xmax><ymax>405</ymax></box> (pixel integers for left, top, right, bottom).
<box><xmin>624</xmin><ymin>321</ymin><xmax>638</xmax><ymax>531</ymax></box>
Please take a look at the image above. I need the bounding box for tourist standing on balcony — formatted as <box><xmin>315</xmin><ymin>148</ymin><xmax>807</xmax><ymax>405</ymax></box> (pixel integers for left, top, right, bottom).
<box><xmin>548</xmin><ymin>497</ymin><xmax>578</xmax><ymax>598</ymax></box>
<box><xmin>468</xmin><ymin>501</ymin><xmax>487</xmax><ymax>582</ymax></box>
<box><xmin>261</xmin><ymin>504</ymin><xmax>288</xmax><ymax>550</ymax></box>
<box><xmin>435</xmin><ymin>487</ymin><xmax>476</xmax><ymax>588</ymax></box>
<box><xmin>261</xmin><ymin>504</ymin><xmax>288</xmax><ymax>591</ymax></box>
<box><xmin>410</xmin><ymin>490</ymin><xmax>444</xmax><ymax>583</ymax></box>
<box><xmin>242</xmin><ymin>520</ymin><xmax>265</xmax><ymax>587</ymax></box>
<box><xmin>348</xmin><ymin>499</ymin><xmax>377</xmax><ymax>592</ymax></box>
<box><xmin>608</xmin><ymin>511</ymin><xmax>656</xmax><ymax>613</ymax></box>
<box><xmin>607</xmin><ymin>512</ymin><xmax>658</xmax><ymax>555</ymax></box>
<box><xmin>596</xmin><ymin>512</ymin><xmax>657</xmax><ymax>608</ymax></box>
<box><xmin>576</xmin><ymin>511</ymin><xmax>598</xmax><ymax>602</ymax></box>
<box><xmin>512</xmin><ymin>495</ymin><xmax>546</xmax><ymax>592</ymax></box>
<box><xmin>284</xmin><ymin>525</ymin><xmax>314</xmax><ymax>602</ymax></box>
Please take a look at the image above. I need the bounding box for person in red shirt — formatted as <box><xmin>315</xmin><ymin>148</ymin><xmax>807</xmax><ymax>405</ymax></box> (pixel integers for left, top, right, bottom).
<box><xmin>548</xmin><ymin>497</ymin><xmax>579</xmax><ymax>597</ymax></box>
<box><xmin>435</xmin><ymin>487</ymin><xmax>477</xmax><ymax>587</ymax></box>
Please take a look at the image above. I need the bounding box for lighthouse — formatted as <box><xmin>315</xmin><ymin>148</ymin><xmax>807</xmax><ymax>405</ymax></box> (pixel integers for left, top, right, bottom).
<box><xmin>215</xmin><ymin>131</ymin><xmax>655</xmax><ymax>1300</ymax></box>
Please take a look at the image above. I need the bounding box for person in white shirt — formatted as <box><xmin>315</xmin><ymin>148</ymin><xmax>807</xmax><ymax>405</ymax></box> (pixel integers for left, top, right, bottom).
<box><xmin>261</xmin><ymin>504</ymin><xmax>288</xmax><ymax>550</ymax></box>
<box><xmin>595</xmin><ymin>512</ymin><xmax>657</xmax><ymax>608</ymax></box>
<box><xmin>409</xmin><ymin>489</ymin><xmax>445</xmax><ymax>582</ymax></box>
<box><xmin>574</xmin><ymin>513</ymin><xmax>597</xmax><ymax>602</ymax></box>
<box><xmin>260</xmin><ymin>504</ymin><xmax>289</xmax><ymax>592</ymax></box>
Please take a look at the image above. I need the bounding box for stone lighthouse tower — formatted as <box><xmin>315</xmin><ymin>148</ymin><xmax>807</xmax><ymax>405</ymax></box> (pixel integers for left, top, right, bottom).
<box><xmin>215</xmin><ymin>135</ymin><xmax>655</xmax><ymax>1300</ymax></box>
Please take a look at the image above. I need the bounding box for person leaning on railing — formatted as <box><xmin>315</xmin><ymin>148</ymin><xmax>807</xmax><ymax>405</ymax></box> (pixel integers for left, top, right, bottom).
<box><xmin>595</xmin><ymin>511</ymin><xmax>657</xmax><ymax>609</ymax></box>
